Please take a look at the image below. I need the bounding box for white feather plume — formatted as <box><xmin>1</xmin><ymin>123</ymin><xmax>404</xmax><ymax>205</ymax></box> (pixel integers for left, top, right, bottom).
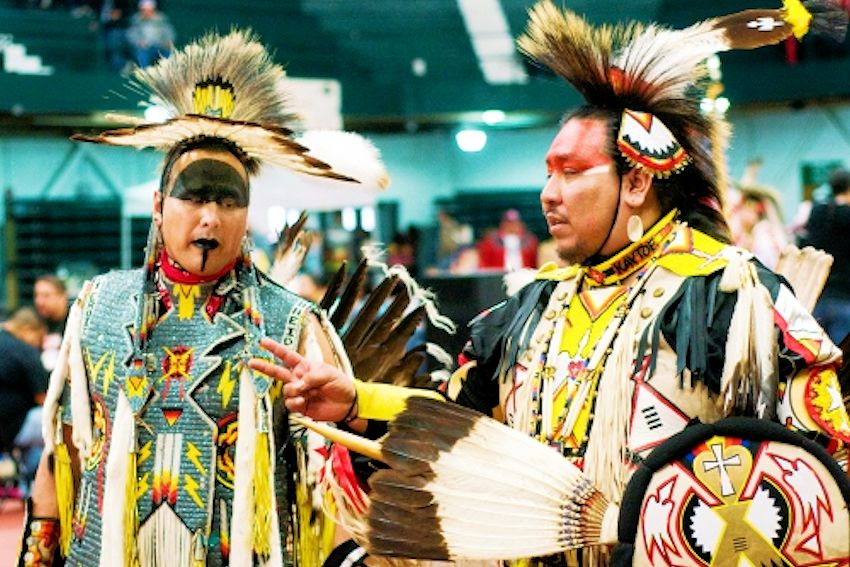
<box><xmin>296</xmin><ymin>130</ymin><xmax>391</xmax><ymax>190</ymax></box>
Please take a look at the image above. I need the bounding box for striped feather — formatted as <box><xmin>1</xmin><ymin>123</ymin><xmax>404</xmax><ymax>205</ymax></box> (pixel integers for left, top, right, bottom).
<box><xmin>329</xmin><ymin>259</ymin><xmax>369</xmax><ymax>330</ymax></box>
<box><xmin>269</xmin><ymin>212</ymin><xmax>313</xmax><ymax>287</ymax></box>
<box><xmin>319</xmin><ymin>262</ymin><xmax>348</xmax><ymax>312</ymax></box>
<box><xmin>518</xmin><ymin>0</ymin><xmax>846</xmax><ymax>110</ymax></box>
<box><xmin>342</xmin><ymin>276</ymin><xmax>400</xmax><ymax>353</ymax></box>
<box><xmin>361</xmin><ymin>398</ymin><xmax>615</xmax><ymax>561</ymax></box>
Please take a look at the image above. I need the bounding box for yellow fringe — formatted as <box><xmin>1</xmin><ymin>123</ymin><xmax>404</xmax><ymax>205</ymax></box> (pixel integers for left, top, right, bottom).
<box><xmin>252</xmin><ymin>431</ymin><xmax>272</xmax><ymax>559</ymax></box>
<box><xmin>53</xmin><ymin>444</ymin><xmax>74</xmax><ymax>558</ymax></box>
<box><xmin>125</xmin><ymin>449</ymin><xmax>140</xmax><ymax>567</ymax></box>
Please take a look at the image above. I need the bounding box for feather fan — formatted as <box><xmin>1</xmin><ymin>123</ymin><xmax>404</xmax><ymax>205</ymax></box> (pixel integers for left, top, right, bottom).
<box><xmin>267</xmin><ymin>218</ymin><xmax>447</xmax><ymax>388</ymax></box>
<box><xmin>296</xmin><ymin>131</ymin><xmax>391</xmax><ymax>191</ymax></box>
<box><xmin>326</xmin><ymin>263</ymin><xmax>433</xmax><ymax>389</ymax></box>
<box><xmin>293</xmin><ymin>397</ymin><xmax>618</xmax><ymax>562</ymax></box>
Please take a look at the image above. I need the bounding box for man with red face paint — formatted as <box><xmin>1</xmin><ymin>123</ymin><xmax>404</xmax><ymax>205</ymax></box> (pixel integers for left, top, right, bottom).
<box><xmin>19</xmin><ymin>32</ymin><xmax>361</xmax><ymax>567</ymax></box>
<box><xmin>248</xmin><ymin>2</ymin><xmax>850</xmax><ymax>565</ymax></box>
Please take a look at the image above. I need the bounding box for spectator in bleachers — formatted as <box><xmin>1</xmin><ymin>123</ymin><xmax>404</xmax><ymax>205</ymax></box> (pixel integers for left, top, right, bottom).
<box><xmin>801</xmin><ymin>167</ymin><xmax>850</xmax><ymax>342</ymax></box>
<box><xmin>727</xmin><ymin>182</ymin><xmax>788</xmax><ymax>270</ymax></box>
<box><xmin>0</xmin><ymin>307</ymin><xmax>49</xmax><ymax>490</ymax></box>
<box><xmin>435</xmin><ymin>209</ymin><xmax>473</xmax><ymax>270</ymax></box>
<box><xmin>100</xmin><ymin>0</ymin><xmax>132</xmax><ymax>73</ymax></box>
<box><xmin>126</xmin><ymin>0</ymin><xmax>175</xmax><ymax>68</ymax></box>
<box><xmin>33</xmin><ymin>273</ymin><xmax>69</xmax><ymax>372</ymax></box>
<box><xmin>477</xmin><ymin>208</ymin><xmax>538</xmax><ymax>271</ymax></box>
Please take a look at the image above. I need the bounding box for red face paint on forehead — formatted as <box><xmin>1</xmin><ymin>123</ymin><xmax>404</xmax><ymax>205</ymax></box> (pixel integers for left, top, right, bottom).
<box><xmin>545</xmin><ymin>118</ymin><xmax>614</xmax><ymax>174</ymax></box>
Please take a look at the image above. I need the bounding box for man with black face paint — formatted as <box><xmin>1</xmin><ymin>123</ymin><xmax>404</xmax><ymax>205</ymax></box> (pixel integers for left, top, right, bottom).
<box><xmin>21</xmin><ymin>32</ymin><xmax>360</xmax><ymax>567</ymax></box>
<box><xmin>156</xmin><ymin>146</ymin><xmax>251</xmax><ymax>276</ymax></box>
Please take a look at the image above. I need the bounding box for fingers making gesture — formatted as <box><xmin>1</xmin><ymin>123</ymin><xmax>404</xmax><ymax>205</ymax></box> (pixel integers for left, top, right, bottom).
<box><xmin>248</xmin><ymin>336</ymin><xmax>357</xmax><ymax>423</ymax></box>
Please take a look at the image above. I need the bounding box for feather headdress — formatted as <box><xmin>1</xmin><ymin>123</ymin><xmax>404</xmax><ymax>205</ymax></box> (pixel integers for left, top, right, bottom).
<box><xmin>517</xmin><ymin>0</ymin><xmax>847</xmax><ymax>180</ymax></box>
<box><xmin>73</xmin><ymin>29</ymin><xmax>357</xmax><ymax>182</ymax></box>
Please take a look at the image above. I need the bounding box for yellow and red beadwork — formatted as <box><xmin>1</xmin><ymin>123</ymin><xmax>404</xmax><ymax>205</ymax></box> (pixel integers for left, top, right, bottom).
<box><xmin>19</xmin><ymin>516</ymin><xmax>60</xmax><ymax>567</ymax></box>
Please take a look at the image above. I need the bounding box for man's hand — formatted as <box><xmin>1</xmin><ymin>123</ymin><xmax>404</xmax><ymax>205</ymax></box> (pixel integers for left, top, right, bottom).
<box><xmin>249</xmin><ymin>337</ymin><xmax>357</xmax><ymax>423</ymax></box>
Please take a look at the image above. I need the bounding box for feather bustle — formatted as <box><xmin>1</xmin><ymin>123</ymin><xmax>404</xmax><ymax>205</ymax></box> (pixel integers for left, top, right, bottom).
<box><xmin>386</xmin><ymin>349</ymin><xmax>428</xmax><ymax>387</ymax></box>
<box><xmin>273</xmin><ymin>211</ymin><xmax>310</xmax><ymax>262</ymax></box>
<box><xmin>358</xmin><ymin>290</ymin><xmax>411</xmax><ymax>350</ymax></box>
<box><xmin>352</xmin><ymin>307</ymin><xmax>426</xmax><ymax>382</ymax></box>
<box><xmin>319</xmin><ymin>262</ymin><xmax>348</xmax><ymax>312</ymax></box>
<box><xmin>269</xmin><ymin>212</ymin><xmax>314</xmax><ymax>287</ymax></box>
<box><xmin>330</xmin><ymin>259</ymin><xmax>368</xmax><ymax>329</ymax></box>
<box><xmin>343</xmin><ymin>276</ymin><xmax>399</xmax><ymax>353</ymax></box>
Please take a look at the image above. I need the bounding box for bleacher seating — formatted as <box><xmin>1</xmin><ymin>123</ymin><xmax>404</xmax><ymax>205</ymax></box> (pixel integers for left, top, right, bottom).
<box><xmin>0</xmin><ymin>6</ymin><xmax>100</xmax><ymax>72</ymax></box>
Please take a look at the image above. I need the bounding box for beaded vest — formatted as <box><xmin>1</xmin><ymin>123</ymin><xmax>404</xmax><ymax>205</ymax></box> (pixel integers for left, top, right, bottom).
<box><xmin>65</xmin><ymin>267</ymin><xmax>311</xmax><ymax>566</ymax></box>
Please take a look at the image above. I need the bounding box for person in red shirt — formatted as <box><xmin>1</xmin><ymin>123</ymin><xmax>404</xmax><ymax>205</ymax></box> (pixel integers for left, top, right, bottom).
<box><xmin>476</xmin><ymin>208</ymin><xmax>538</xmax><ymax>270</ymax></box>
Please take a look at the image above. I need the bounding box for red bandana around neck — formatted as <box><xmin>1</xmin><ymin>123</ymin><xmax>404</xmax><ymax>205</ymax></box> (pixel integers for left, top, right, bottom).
<box><xmin>158</xmin><ymin>249</ymin><xmax>238</xmax><ymax>284</ymax></box>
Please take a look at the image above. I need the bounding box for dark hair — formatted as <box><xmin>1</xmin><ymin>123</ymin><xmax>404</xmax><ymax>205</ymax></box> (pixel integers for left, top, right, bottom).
<box><xmin>828</xmin><ymin>168</ymin><xmax>850</xmax><ymax>195</ymax></box>
<box><xmin>562</xmin><ymin>105</ymin><xmax>731</xmax><ymax>243</ymax></box>
<box><xmin>159</xmin><ymin>136</ymin><xmax>256</xmax><ymax>193</ymax></box>
<box><xmin>35</xmin><ymin>274</ymin><xmax>67</xmax><ymax>294</ymax></box>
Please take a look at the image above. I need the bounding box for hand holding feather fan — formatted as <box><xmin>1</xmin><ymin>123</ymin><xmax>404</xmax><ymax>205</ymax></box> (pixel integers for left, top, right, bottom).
<box><xmin>292</xmin><ymin>397</ymin><xmax>620</xmax><ymax>562</ymax></box>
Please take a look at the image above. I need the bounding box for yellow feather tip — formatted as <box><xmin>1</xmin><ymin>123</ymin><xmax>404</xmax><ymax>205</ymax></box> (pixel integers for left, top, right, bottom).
<box><xmin>783</xmin><ymin>0</ymin><xmax>813</xmax><ymax>39</ymax></box>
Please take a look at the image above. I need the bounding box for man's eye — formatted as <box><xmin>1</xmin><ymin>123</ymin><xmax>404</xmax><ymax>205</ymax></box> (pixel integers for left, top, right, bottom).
<box><xmin>220</xmin><ymin>198</ymin><xmax>238</xmax><ymax>209</ymax></box>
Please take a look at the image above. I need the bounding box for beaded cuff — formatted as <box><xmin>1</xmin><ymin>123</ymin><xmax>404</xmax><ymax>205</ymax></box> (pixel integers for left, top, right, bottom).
<box><xmin>17</xmin><ymin>499</ymin><xmax>61</xmax><ymax>567</ymax></box>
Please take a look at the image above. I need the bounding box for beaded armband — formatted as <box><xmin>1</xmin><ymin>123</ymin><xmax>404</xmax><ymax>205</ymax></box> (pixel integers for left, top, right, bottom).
<box><xmin>17</xmin><ymin>499</ymin><xmax>61</xmax><ymax>567</ymax></box>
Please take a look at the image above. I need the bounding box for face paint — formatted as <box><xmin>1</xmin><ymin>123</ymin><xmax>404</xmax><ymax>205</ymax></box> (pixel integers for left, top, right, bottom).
<box><xmin>157</xmin><ymin>150</ymin><xmax>250</xmax><ymax>278</ymax></box>
<box><xmin>167</xmin><ymin>158</ymin><xmax>249</xmax><ymax>208</ymax></box>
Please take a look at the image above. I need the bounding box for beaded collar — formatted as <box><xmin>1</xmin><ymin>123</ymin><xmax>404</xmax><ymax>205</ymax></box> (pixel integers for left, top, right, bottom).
<box><xmin>584</xmin><ymin>209</ymin><xmax>678</xmax><ymax>287</ymax></box>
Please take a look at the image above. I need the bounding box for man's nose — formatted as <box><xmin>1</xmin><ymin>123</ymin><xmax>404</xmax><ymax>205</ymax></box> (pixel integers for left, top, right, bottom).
<box><xmin>198</xmin><ymin>202</ymin><xmax>222</xmax><ymax>227</ymax></box>
<box><xmin>541</xmin><ymin>177</ymin><xmax>560</xmax><ymax>205</ymax></box>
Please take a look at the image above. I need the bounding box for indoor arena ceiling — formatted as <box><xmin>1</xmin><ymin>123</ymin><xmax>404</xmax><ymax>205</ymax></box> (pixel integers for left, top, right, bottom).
<box><xmin>2</xmin><ymin>0</ymin><xmax>850</xmax><ymax>131</ymax></box>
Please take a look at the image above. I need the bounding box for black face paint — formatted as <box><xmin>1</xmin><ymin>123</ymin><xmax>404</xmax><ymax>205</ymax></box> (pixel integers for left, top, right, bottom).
<box><xmin>168</xmin><ymin>158</ymin><xmax>249</xmax><ymax>207</ymax></box>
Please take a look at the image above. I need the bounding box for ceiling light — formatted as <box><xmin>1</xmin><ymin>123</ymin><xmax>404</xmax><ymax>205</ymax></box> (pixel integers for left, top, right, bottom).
<box><xmin>411</xmin><ymin>57</ymin><xmax>427</xmax><ymax>77</ymax></box>
<box><xmin>360</xmin><ymin>206</ymin><xmax>376</xmax><ymax>232</ymax></box>
<box><xmin>455</xmin><ymin>128</ymin><xmax>487</xmax><ymax>152</ymax></box>
<box><xmin>342</xmin><ymin>207</ymin><xmax>358</xmax><ymax>231</ymax></box>
<box><xmin>457</xmin><ymin>0</ymin><xmax>527</xmax><ymax>85</ymax></box>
